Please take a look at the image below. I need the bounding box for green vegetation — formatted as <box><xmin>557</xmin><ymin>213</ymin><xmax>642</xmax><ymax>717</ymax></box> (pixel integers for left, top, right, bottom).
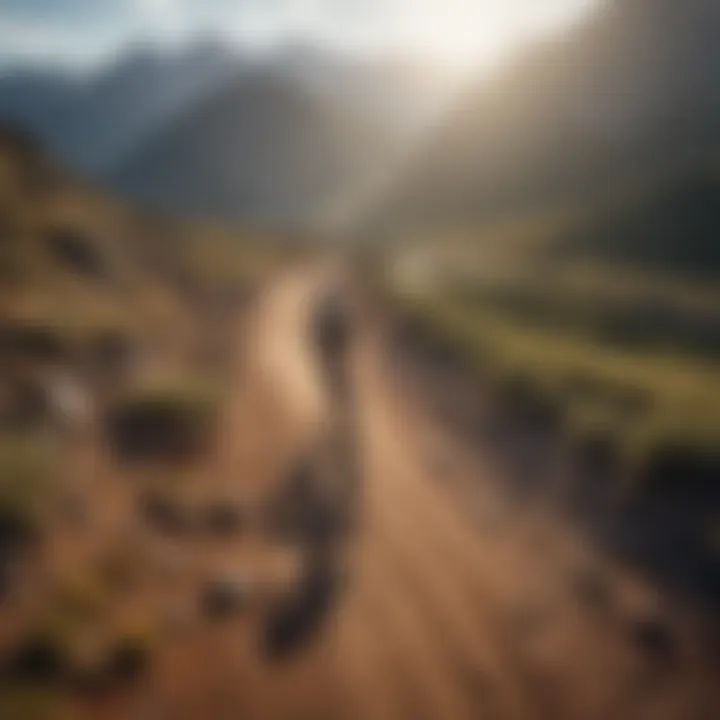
<box><xmin>0</xmin><ymin>686</ymin><xmax>70</xmax><ymax>720</ymax></box>
<box><xmin>51</xmin><ymin>574</ymin><xmax>108</xmax><ymax>626</ymax></box>
<box><xmin>392</xmin><ymin>279</ymin><xmax>720</xmax><ymax>486</ymax></box>
<box><xmin>4</xmin><ymin>577</ymin><xmax>160</xmax><ymax>694</ymax></box>
<box><xmin>105</xmin><ymin>618</ymin><xmax>158</xmax><ymax>681</ymax></box>
<box><xmin>0</xmin><ymin>434</ymin><xmax>55</xmax><ymax>546</ymax></box>
<box><xmin>6</xmin><ymin>616</ymin><xmax>74</xmax><ymax>683</ymax></box>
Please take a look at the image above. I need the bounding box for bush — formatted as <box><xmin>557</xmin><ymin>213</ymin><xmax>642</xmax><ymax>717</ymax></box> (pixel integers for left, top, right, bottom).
<box><xmin>570</xmin><ymin>425</ymin><xmax>623</xmax><ymax>478</ymax></box>
<box><xmin>491</xmin><ymin>371</ymin><xmax>566</xmax><ymax>438</ymax></box>
<box><xmin>105</xmin><ymin>380</ymin><xmax>220</xmax><ymax>463</ymax></box>
<box><xmin>0</xmin><ymin>435</ymin><xmax>53</xmax><ymax>549</ymax></box>
<box><xmin>201</xmin><ymin>501</ymin><xmax>245</xmax><ymax>537</ymax></box>
<box><xmin>0</xmin><ymin>687</ymin><xmax>69</xmax><ymax>720</ymax></box>
<box><xmin>83</xmin><ymin>328</ymin><xmax>134</xmax><ymax>384</ymax></box>
<box><xmin>105</xmin><ymin>626</ymin><xmax>156</xmax><ymax>681</ymax></box>
<box><xmin>201</xmin><ymin>574</ymin><xmax>251</xmax><ymax>620</ymax></box>
<box><xmin>635</xmin><ymin>440</ymin><xmax>720</xmax><ymax>511</ymax></box>
<box><xmin>66</xmin><ymin>620</ymin><xmax>158</xmax><ymax>692</ymax></box>
<box><xmin>3</xmin><ymin>574</ymin><xmax>108</xmax><ymax>686</ymax></box>
<box><xmin>5</xmin><ymin>628</ymin><xmax>70</xmax><ymax>683</ymax></box>
<box><xmin>44</xmin><ymin>227</ymin><xmax>109</xmax><ymax>280</ymax></box>
<box><xmin>51</xmin><ymin>574</ymin><xmax>107</xmax><ymax>625</ymax></box>
<box><xmin>627</xmin><ymin>614</ymin><xmax>678</xmax><ymax>669</ymax></box>
<box><xmin>569</xmin><ymin>567</ymin><xmax>612</xmax><ymax>611</ymax></box>
<box><xmin>97</xmin><ymin>546</ymin><xmax>141</xmax><ymax>593</ymax></box>
<box><xmin>0</xmin><ymin>322</ymin><xmax>70</xmax><ymax>365</ymax></box>
<box><xmin>138</xmin><ymin>488</ymin><xmax>195</xmax><ymax>536</ymax></box>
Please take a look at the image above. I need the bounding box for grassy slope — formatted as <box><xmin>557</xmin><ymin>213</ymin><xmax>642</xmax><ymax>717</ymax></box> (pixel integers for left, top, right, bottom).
<box><xmin>392</xmin><ymin>278</ymin><xmax>720</xmax><ymax>464</ymax></box>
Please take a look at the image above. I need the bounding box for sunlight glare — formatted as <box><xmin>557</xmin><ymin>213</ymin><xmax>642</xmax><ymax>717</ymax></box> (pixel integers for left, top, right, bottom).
<box><xmin>394</xmin><ymin>0</ymin><xmax>598</xmax><ymax>71</ymax></box>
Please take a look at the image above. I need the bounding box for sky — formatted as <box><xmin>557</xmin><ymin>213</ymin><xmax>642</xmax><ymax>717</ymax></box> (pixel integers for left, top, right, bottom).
<box><xmin>0</xmin><ymin>0</ymin><xmax>599</xmax><ymax>73</ymax></box>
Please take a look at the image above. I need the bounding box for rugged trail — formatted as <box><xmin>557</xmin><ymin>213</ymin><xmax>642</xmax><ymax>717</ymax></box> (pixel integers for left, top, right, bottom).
<box><xmin>149</xmin><ymin>267</ymin><xmax>719</xmax><ymax>720</ymax></box>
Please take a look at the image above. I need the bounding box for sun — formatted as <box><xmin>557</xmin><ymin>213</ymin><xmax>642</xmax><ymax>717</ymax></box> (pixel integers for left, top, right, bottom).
<box><xmin>395</xmin><ymin>0</ymin><xmax>597</xmax><ymax>72</ymax></box>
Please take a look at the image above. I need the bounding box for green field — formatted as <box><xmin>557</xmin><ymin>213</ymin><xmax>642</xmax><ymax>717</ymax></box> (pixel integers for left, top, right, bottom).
<box><xmin>388</xmin><ymin>263</ymin><xmax>720</xmax><ymax>482</ymax></box>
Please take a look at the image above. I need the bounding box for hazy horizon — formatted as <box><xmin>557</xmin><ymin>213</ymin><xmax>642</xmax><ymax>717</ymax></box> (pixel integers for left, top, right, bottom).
<box><xmin>0</xmin><ymin>0</ymin><xmax>599</xmax><ymax>76</ymax></box>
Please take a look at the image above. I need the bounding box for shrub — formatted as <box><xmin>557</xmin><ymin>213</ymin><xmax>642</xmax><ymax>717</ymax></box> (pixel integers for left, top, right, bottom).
<box><xmin>633</xmin><ymin>440</ymin><xmax>720</xmax><ymax>513</ymax></box>
<box><xmin>138</xmin><ymin>488</ymin><xmax>195</xmax><ymax>536</ymax></box>
<box><xmin>201</xmin><ymin>573</ymin><xmax>251</xmax><ymax>620</ymax></box>
<box><xmin>569</xmin><ymin>425</ymin><xmax>623</xmax><ymax>478</ymax></box>
<box><xmin>97</xmin><ymin>546</ymin><xmax>141</xmax><ymax>593</ymax></box>
<box><xmin>491</xmin><ymin>371</ymin><xmax>566</xmax><ymax>437</ymax></box>
<box><xmin>201</xmin><ymin>501</ymin><xmax>245</xmax><ymax>537</ymax></box>
<box><xmin>67</xmin><ymin>620</ymin><xmax>158</xmax><ymax>690</ymax></box>
<box><xmin>569</xmin><ymin>567</ymin><xmax>612</xmax><ymax>611</ymax></box>
<box><xmin>4</xmin><ymin>573</ymin><xmax>109</xmax><ymax>686</ymax></box>
<box><xmin>44</xmin><ymin>227</ymin><xmax>109</xmax><ymax>280</ymax></box>
<box><xmin>83</xmin><ymin>328</ymin><xmax>134</xmax><ymax>385</ymax></box>
<box><xmin>105</xmin><ymin>380</ymin><xmax>220</xmax><ymax>463</ymax></box>
<box><xmin>0</xmin><ymin>435</ymin><xmax>53</xmax><ymax>549</ymax></box>
<box><xmin>0</xmin><ymin>322</ymin><xmax>70</xmax><ymax>365</ymax></box>
<box><xmin>105</xmin><ymin>626</ymin><xmax>156</xmax><ymax>681</ymax></box>
<box><xmin>639</xmin><ymin>441</ymin><xmax>720</xmax><ymax>495</ymax></box>
<box><xmin>52</xmin><ymin>574</ymin><xmax>107</xmax><ymax>625</ymax></box>
<box><xmin>5</xmin><ymin>627</ymin><xmax>70</xmax><ymax>683</ymax></box>
<box><xmin>628</xmin><ymin>614</ymin><xmax>678</xmax><ymax>670</ymax></box>
<box><xmin>0</xmin><ymin>376</ymin><xmax>52</xmax><ymax>430</ymax></box>
<box><xmin>0</xmin><ymin>687</ymin><xmax>69</xmax><ymax>720</ymax></box>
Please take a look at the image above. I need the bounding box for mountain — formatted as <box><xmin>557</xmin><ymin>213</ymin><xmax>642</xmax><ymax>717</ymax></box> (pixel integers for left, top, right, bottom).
<box><xmin>369</xmin><ymin>0</ymin><xmax>720</xmax><ymax>240</ymax></box>
<box><xmin>0</xmin><ymin>70</ymin><xmax>79</xmax><ymax>139</ymax></box>
<box><xmin>0</xmin><ymin>39</ymin><xmax>243</xmax><ymax>177</ymax></box>
<box><xmin>109</xmin><ymin>64</ymin><xmax>399</xmax><ymax>229</ymax></box>
<box><xmin>0</xmin><ymin>42</ymin><xmax>449</xmax><ymax>227</ymax></box>
<box><xmin>47</xmin><ymin>41</ymin><xmax>244</xmax><ymax>176</ymax></box>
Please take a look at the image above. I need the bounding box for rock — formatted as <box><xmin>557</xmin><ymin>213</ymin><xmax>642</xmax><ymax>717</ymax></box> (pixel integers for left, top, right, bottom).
<box><xmin>45</xmin><ymin>371</ymin><xmax>94</xmax><ymax>429</ymax></box>
<box><xmin>2</xmin><ymin>376</ymin><xmax>52</xmax><ymax>429</ymax></box>
<box><xmin>106</xmin><ymin>634</ymin><xmax>153</xmax><ymax>682</ymax></box>
<box><xmin>202</xmin><ymin>502</ymin><xmax>245</xmax><ymax>537</ymax></box>
<box><xmin>0</xmin><ymin>324</ymin><xmax>68</xmax><ymax>364</ymax></box>
<box><xmin>139</xmin><ymin>493</ymin><xmax>193</xmax><ymax>537</ymax></box>
<box><xmin>630</xmin><ymin>614</ymin><xmax>678</xmax><ymax>669</ymax></box>
<box><xmin>0</xmin><ymin>558</ymin><xmax>15</xmax><ymax>602</ymax></box>
<box><xmin>45</xmin><ymin>227</ymin><xmax>110</xmax><ymax>280</ymax></box>
<box><xmin>201</xmin><ymin>573</ymin><xmax>252</xmax><ymax>620</ymax></box>
<box><xmin>570</xmin><ymin>568</ymin><xmax>612</xmax><ymax>612</ymax></box>
<box><xmin>7</xmin><ymin>632</ymin><xmax>67</xmax><ymax>682</ymax></box>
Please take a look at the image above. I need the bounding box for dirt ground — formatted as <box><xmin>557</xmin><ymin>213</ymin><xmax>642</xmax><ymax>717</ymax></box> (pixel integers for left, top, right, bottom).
<box><xmin>5</xmin><ymin>266</ymin><xmax>720</xmax><ymax>720</ymax></box>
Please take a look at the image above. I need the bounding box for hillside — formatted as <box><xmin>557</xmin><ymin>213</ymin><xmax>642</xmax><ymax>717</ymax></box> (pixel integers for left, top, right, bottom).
<box><xmin>110</xmin><ymin>67</ymin><xmax>398</xmax><ymax>229</ymax></box>
<box><xmin>555</xmin><ymin>166</ymin><xmax>720</xmax><ymax>280</ymax></box>
<box><xmin>368</xmin><ymin>0</ymin><xmax>720</xmax><ymax>275</ymax></box>
<box><xmin>0</xmin><ymin>123</ymin><xmax>270</xmax><ymax>384</ymax></box>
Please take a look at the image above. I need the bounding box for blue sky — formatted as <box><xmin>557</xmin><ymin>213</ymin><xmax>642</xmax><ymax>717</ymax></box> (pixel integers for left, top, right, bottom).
<box><xmin>0</xmin><ymin>0</ymin><xmax>598</xmax><ymax>72</ymax></box>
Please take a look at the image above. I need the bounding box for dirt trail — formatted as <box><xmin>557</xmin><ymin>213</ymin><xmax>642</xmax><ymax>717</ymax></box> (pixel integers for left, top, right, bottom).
<box><xmin>147</xmin><ymin>267</ymin><xmax>720</xmax><ymax>720</ymax></box>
